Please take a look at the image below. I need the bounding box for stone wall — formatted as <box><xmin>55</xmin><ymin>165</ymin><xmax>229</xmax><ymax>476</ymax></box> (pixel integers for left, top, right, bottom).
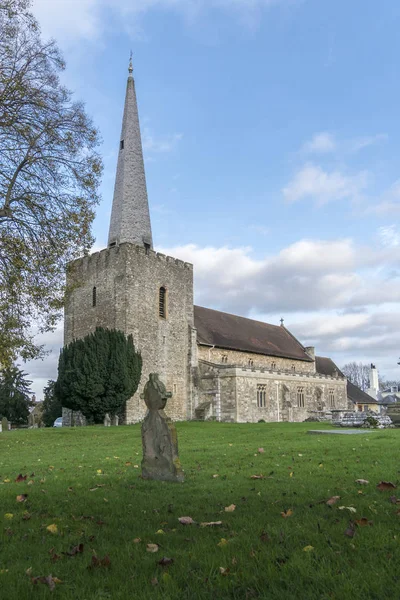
<box><xmin>197</xmin><ymin>346</ymin><xmax>315</xmax><ymax>374</ymax></box>
<box><xmin>194</xmin><ymin>361</ymin><xmax>347</xmax><ymax>423</ymax></box>
<box><xmin>64</xmin><ymin>242</ymin><xmax>195</xmax><ymax>423</ymax></box>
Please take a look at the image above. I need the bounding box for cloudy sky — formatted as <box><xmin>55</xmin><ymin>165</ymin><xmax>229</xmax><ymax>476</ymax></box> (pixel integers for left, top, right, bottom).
<box><xmin>26</xmin><ymin>0</ymin><xmax>400</xmax><ymax>398</ymax></box>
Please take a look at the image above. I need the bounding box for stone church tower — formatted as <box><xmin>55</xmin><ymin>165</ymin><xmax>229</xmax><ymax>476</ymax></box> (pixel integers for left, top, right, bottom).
<box><xmin>63</xmin><ymin>58</ymin><xmax>196</xmax><ymax>423</ymax></box>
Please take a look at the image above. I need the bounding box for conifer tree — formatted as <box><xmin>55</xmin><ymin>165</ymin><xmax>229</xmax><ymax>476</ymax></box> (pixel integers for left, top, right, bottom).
<box><xmin>55</xmin><ymin>328</ymin><xmax>142</xmax><ymax>423</ymax></box>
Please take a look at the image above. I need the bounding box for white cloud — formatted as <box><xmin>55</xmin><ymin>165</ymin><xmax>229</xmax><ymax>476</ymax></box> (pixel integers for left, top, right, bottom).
<box><xmin>350</xmin><ymin>133</ymin><xmax>388</xmax><ymax>153</ymax></box>
<box><xmin>302</xmin><ymin>132</ymin><xmax>336</xmax><ymax>154</ymax></box>
<box><xmin>32</xmin><ymin>0</ymin><xmax>296</xmax><ymax>43</ymax></box>
<box><xmin>378</xmin><ymin>225</ymin><xmax>400</xmax><ymax>248</ymax></box>
<box><xmin>283</xmin><ymin>163</ymin><xmax>368</xmax><ymax>205</ymax></box>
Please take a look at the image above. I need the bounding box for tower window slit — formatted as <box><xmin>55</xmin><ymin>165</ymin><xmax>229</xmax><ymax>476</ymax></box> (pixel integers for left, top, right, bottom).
<box><xmin>120</xmin><ymin>140</ymin><xmax>124</xmax><ymax>150</ymax></box>
<box><xmin>159</xmin><ymin>287</ymin><xmax>167</xmax><ymax>318</ymax></box>
<box><xmin>92</xmin><ymin>286</ymin><xmax>97</xmax><ymax>307</ymax></box>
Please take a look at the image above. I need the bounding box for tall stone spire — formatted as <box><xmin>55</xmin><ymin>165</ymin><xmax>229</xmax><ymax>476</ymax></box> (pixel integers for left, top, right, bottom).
<box><xmin>108</xmin><ymin>55</ymin><xmax>153</xmax><ymax>249</ymax></box>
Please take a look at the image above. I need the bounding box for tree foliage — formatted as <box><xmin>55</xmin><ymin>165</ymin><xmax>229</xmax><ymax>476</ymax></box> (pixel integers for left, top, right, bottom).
<box><xmin>341</xmin><ymin>362</ymin><xmax>371</xmax><ymax>391</ymax></box>
<box><xmin>41</xmin><ymin>379</ymin><xmax>61</xmax><ymax>427</ymax></box>
<box><xmin>0</xmin><ymin>0</ymin><xmax>102</xmax><ymax>366</ymax></box>
<box><xmin>55</xmin><ymin>328</ymin><xmax>142</xmax><ymax>423</ymax></box>
<box><xmin>0</xmin><ymin>363</ymin><xmax>33</xmax><ymax>424</ymax></box>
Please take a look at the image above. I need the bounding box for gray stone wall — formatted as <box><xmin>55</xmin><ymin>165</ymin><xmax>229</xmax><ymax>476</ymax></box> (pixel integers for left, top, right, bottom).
<box><xmin>197</xmin><ymin>346</ymin><xmax>316</xmax><ymax>374</ymax></box>
<box><xmin>194</xmin><ymin>361</ymin><xmax>347</xmax><ymax>424</ymax></box>
<box><xmin>65</xmin><ymin>243</ymin><xmax>194</xmax><ymax>423</ymax></box>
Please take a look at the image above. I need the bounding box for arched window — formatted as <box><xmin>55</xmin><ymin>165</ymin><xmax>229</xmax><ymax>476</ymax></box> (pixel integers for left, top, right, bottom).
<box><xmin>159</xmin><ymin>286</ymin><xmax>167</xmax><ymax>318</ymax></box>
<box><xmin>297</xmin><ymin>387</ymin><xmax>305</xmax><ymax>408</ymax></box>
<box><xmin>92</xmin><ymin>286</ymin><xmax>97</xmax><ymax>307</ymax></box>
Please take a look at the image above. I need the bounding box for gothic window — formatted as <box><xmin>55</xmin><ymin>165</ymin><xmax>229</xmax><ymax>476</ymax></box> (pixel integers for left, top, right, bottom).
<box><xmin>221</xmin><ymin>355</ymin><xmax>228</xmax><ymax>364</ymax></box>
<box><xmin>271</xmin><ymin>361</ymin><xmax>276</xmax><ymax>370</ymax></box>
<box><xmin>159</xmin><ymin>286</ymin><xmax>167</xmax><ymax>318</ymax></box>
<box><xmin>257</xmin><ymin>384</ymin><xmax>267</xmax><ymax>408</ymax></box>
<box><xmin>297</xmin><ymin>387</ymin><xmax>305</xmax><ymax>408</ymax></box>
<box><xmin>292</xmin><ymin>365</ymin><xmax>296</xmax><ymax>372</ymax></box>
<box><xmin>120</xmin><ymin>140</ymin><xmax>124</xmax><ymax>150</ymax></box>
<box><xmin>92</xmin><ymin>286</ymin><xmax>97</xmax><ymax>307</ymax></box>
<box><xmin>248</xmin><ymin>359</ymin><xmax>254</xmax><ymax>367</ymax></box>
<box><xmin>329</xmin><ymin>389</ymin><xmax>335</xmax><ymax>408</ymax></box>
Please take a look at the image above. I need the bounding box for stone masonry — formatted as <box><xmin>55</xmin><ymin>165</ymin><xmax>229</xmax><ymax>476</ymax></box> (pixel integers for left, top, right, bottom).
<box><xmin>64</xmin><ymin>242</ymin><xmax>195</xmax><ymax>423</ymax></box>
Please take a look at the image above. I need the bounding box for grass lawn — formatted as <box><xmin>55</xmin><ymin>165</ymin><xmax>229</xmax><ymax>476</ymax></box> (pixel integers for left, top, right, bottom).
<box><xmin>1</xmin><ymin>422</ymin><xmax>400</xmax><ymax>599</ymax></box>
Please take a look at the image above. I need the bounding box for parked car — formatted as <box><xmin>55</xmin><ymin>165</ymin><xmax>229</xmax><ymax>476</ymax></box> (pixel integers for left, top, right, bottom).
<box><xmin>53</xmin><ymin>417</ymin><xmax>62</xmax><ymax>428</ymax></box>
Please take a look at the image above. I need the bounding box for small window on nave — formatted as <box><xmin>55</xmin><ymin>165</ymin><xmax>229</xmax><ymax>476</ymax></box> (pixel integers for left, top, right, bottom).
<box><xmin>257</xmin><ymin>384</ymin><xmax>267</xmax><ymax>408</ymax></box>
<box><xmin>297</xmin><ymin>386</ymin><xmax>305</xmax><ymax>408</ymax></box>
<box><xmin>159</xmin><ymin>286</ymin><xmax>167</xmax><ymax>318</ymax></box>
<box><xmin>329</xmin><ymin>389</ymin><xmax>335</xmax><ymax>408</ymax></box>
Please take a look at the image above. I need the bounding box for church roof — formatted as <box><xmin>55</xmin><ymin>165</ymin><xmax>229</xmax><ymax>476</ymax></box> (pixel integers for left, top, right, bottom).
<box><xmin>194</xmin><ymin>305</ymin><xmax>313</xmax><ymax>362</ymax></box>
<box><xmin>315</xmin><ymin>356</ymin><xmax>377</xmax><ymax>404</ymax></box>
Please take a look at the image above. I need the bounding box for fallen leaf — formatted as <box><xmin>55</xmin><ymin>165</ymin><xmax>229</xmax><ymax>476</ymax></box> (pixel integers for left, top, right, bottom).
<box><xmin>355</xmin><ymin>479</ymin><xmax>369</xmax><ymax>485</ymax></box>
<box><xmin>133</xmin><ymin>538</ymin><xmax>141</xmax><ymax>543</ymax></box>
<box><xmin>158</xmin><ymin>557</ymin><xmax>174</xmax><ymax>567</ymax></box>
<box><xmin>16</xmin><ymin>494</ymin><xmax>28</xmax><ymax>503</ymax></box>
<box><xmin>225</xmin><ymin>504</ymin><xmax>236</xmax><ymax>512</ymax></box>
<box><xmin>15</xmin><ymin>474</ymin><xmax>27</xmax><ymax>482</ymax></box>
<box><xmin>355</xmin><ymin>518</ymin><xmax>373</xmax><ymax>527</ymax></box>
<box><xmin>338</xmin><ymin>506</ymin><xmax>357</xmax><ymax>513</ymax></box>
<box><xmin>281</xmin><ymin>509</ymin><xmax>293</xmax><ymax>518</ymax></box>
<box><xmin>178</xmin><ymin>516</ymin><xmax>194</xmax><ymax>525</ymax></box>
<box><xmin>231</xmin><ymin>557</ymin><xmax>237</xmax><ymax>565</ymax></box>
<box><xmin>219</xmin><ymin>567</ymin><xmax>230</xmax><ymax>575</ymax></box>
<box><xmin>27</xmin><ymin>480</ymin><xmax>34</xmax><ymax>486</ymax></box>
<box><xmin>344</xmin><ymin>523</ymin><xmax>356</xmax><ymax>538</ymax></box>
<box><xmin>151</xmin><ymin>577</ymin><xmax>159</xmax><ymax>586</ymax></box>
<box><xmin>89</xmin><ymin>554</ymin><xmax>111</xmax><ymax>568</ymax></box>
<box><xmin>3</xmin><ymin>479</ymin><xmax>10</xmax><ymax>483</ymax></box>
<box><xmin>46</xmin><ymin>524</ymin><xmax>58</xmax><ymax>534</ymax></box>
<box><xmin>155</xmin><ymin>529</ymin><xmax>164</xmax><ymax>535</ymax></box>
<box><xmin>146</xmin><ymin>543</ymin><xmax>159</xmax><ymax>553</ymax></box>
<box><xmin>64</xmin><ymin>543</ymin><xmax>84</xmax><ymax>556</ymax></box>
<box><xmin>30</xmin><ymin>575</ymin><xmax>62</xmax><ymax>591</ymax></box>
<box><xmin>22</xmin><ymin>511</ymin><xmax>31</xmax><ymax>521</ymax></box>
<box><xmin>49</xmin><ymin>548</ymin><xmax>61</xmax><ymax>562</ymax></box>
<box><xmin>217</xmin><ymin>538</ymin><xmax>228</xmax><ymax>547</ymax></box>
<box><xmin>326</xmin><ymin>496</ymin><xmax>341</xmax><ymax>506</ymax></box>
<box><xmin>4</xmin><ymin>513</ymin><xmax>13</xmax><ymax>520</ymax></box>
<box><xmin>258</xmin><ymin>448</ymin><xmax>265</xmax><ymax>454</ymax></box>
<box><xmin>96</xmin><ymin>469</ymin><xmax>102</xmax><ymax>474</ymax></box>
<box><xmin>377</xmin><ymin>481</ymin><xmax>397</xmax><ymax>491</ymax></box>
<box><xmin>250</xmin><ymin>475</ymin><xmax>265</xmax><ymax>480</ymax></box>
<box><xmin>200</xmin><ymin>521</ymin><xmax>222</xmax><ymax>527</ymax></box>
<box><xmin>303</xmin><ymin>545</ymin><xmax>314</xmax><ymax>552</ymax></box>
<box><xmin>212</xmin><ymin>474</ymin><xmax>219</xmax><ymax>478</ymax></box>
<box><xmin>390</xmin><ymin>496</ymin><xmax>400</xmax><ymax>504</ymax></box>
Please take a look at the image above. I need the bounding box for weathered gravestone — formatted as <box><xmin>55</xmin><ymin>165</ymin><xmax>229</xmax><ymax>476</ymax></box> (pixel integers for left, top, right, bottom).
<box><xmin>141</xmin><ymin>373</ymin><xmax>184</xmax><ymax>483</ymax></box>
<box><xmin>103</xmin><ymin>413</ymin><xmax>111</xmax><ymax>427</ymax></box>
<box><xmin>1</xmin><ymin>417</ymin><xmax>9</xmax><ymax>432</ymax></box>
<box><xmin>111</xmin><ymin>415</ymin><xmax>119</xmax><ymax>426</ymax></box>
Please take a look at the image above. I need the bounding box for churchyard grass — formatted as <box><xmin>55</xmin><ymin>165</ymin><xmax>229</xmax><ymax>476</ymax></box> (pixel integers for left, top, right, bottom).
<box><xmin>1</xmin><ymin>422</ymin><xmax>400</xmax><ymax>599</ymax></box>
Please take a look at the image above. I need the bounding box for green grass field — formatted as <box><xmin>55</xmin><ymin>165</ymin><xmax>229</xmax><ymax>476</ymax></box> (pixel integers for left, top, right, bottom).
<box><xmin>1</xmin><ymin>422</ymin><xmax>400</xmax><ymax>599</ymax></box>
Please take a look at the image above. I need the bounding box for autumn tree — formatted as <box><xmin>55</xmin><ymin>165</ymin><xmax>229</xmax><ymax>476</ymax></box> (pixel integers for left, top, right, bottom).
<box><xmin>0</xmin><ymin>363</ymin><xmax>33</xmax><ymax>425</ymax></box>
<box><xmin>55</xmin><ymin>328</ymin><xmax>142</xmax><ymax>423</ymax></box>
<box><xmin>0</xmin><ymin>0</ymin><xmax>102</xmax><ymax>366</ymax></box>
<box><xmin>341</xmin><ymin>362</ymin><xmax>371</xmax><ymax>391</ymax></box>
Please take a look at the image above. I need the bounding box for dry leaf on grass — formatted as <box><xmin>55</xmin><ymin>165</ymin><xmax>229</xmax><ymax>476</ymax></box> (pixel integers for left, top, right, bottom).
<box><xmin>133</xmin><ymin>538</ymin><xmax>141</xmax><ymax>543</ymax></box>
<box><xmin>281</xmin><ymin>509</ymin><xmax>293</xmax><ymax>518</ymax></box>
<box><xmin>15</xmin><ymin>474</ymin><xmax>27</xmax><ymax>482</ymax></box>
<box><xmin>258</xmin><ymin>448</ymin><xmax>265</xmax><ymax>454</ymax></box>
<box><xmin>225</xmin><ymin>504</ymin><xmax>236</xmax><ymax>513</ymax></box>
<box><xmin>30</xmin><ymin>575</ymin><xmax>62</xmax><ymax>591</ymax></box>
<box><xmin>49</xmin><ymin>548</ymin><xmax>61</xmax><ymax>562</ymax></box>
<box><xmin>303</xmin><ymin>545</ymin><xmax>314</xmax><ymax>552</ymax></box>
<box><xmin>355</xmin><ymin>518</ymin><xmax>373</xmax><ymax>527</ymax></box>
<box><xmin>390</xmin><ymin>496</ymin><xmax>400</xmax><ymax>504</ymax></box>
<box><xmin>250</xmin><ymin>475</ymin><xmax>265</xmax><ymax>480</ymax></box>
<box><xmin>219</xmin><ymin>567</ymin><xmax>230</xmax><ymax>575</ymax></box>
<box><xmin>217</xmin><ymin>538</ymin><xmax>228</xmax><ymax>547</ymax></box>
<box><xmin>88</xmin><ymin>554</ymin><xmax>111</xmax><ymax>569</ymax></box>
<box><xmin>158</xmin><ymin>557</ymin><xmax>174</xmax><ymax>567</ymax></box>
<box><xmin>344</xmin><ymin>522</ymin><xmax>356</xmax><ymax>538</ymax></box>
<box><xmin>16</xmin><ymin>494</ymin><xmax>28</xmax><ymax>503</ymax></box>
<box><xmin>146</xmin><ymin>543</ymin><xmax>159</xmax><ymax>553</ymax></box>
<box><xmin>200</xmin><ymin>521</ymin><xmax>222</xmax><ymax>527</ymax></box>
<box><xmin>260</xmin><ymin>531</ymin><xmax>270</xmax><ymax>543</ymax></box>
<box><xmin>326</xmin><ymin>496</ymin><xmax>340</xmax><ymax>506</ymax></box>
<box><xmin>178</xmin><ymin>516</ymin><xmax>194</xmax><ymax>525</ymax></box>
<box><xmin>151</xmin><ymin>577</ymin><xmax>158</xmax><ymax>586</ymax></box>
<box><xmin>355</xmin><ymin>479</ymin><xmax>369</xmax><ymax>485</ymax></box>
<box><xmin>212</xmin><ymin>474</ymin><xmax>219</xmax><ymax>478</ymax></box>
<box><xmin>377</xmin><ymin>481</ymin><xmax>397</xmax><ymax>491</ymax></box>
<box><xmin>338</xmin><ymin>506</ymin><xmax>356</xmax><ymax>513</ymax></box>
<box><xmin>64</xmin><ymin>543</ymin><xmax>84</xmax><ymax>556</ymax></box>
<box><xmin>46</xmin><ymin>524</ymin><xmax>58</xmax><ymax>534</ymax></box>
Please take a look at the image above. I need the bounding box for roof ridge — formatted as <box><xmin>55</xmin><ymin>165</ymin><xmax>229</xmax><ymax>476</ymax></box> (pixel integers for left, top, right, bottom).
<box><xmin>194</xmin><ymin>305</ymin><xmax>282</xmax><ymax>331</ymax></box>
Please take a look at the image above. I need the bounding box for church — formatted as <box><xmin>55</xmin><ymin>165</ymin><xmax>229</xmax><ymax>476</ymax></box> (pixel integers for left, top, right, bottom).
<box><xmin>63</xmin><ymin>59</ymin><xmax>349</xmax><ymax>425</ymax></box>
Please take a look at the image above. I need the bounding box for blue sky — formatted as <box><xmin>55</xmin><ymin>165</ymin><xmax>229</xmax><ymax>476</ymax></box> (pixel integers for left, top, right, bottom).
<box><xmin>26</xmin><ymin>0</ymin><xmax>400</xmax><ymax>398</ymax></box>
